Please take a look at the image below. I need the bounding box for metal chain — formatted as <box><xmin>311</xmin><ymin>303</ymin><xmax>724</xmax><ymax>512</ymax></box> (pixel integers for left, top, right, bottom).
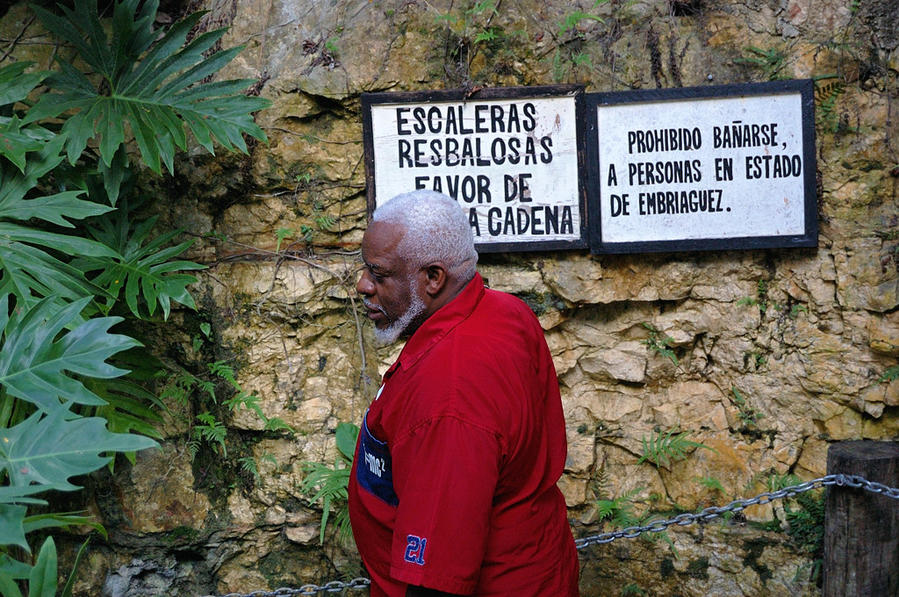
<box><xmin>575</xmin><ymin>473</ymin><xmax>899</xmax><ymax>549</ymax></box>
<box><xmin>200</xmin><ymin>577</ymin><xmax>370</xmax><ymax>597</ymax></box>
<box><xmin>202</xmin><ymin>473</ymin><xmax>899</xmax><ymax>597</ymax></box>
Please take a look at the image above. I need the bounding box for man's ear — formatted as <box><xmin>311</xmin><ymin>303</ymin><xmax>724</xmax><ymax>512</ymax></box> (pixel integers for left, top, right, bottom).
<box><xmin>422</xmin><ymin>262</ymin><xmax>448</xmax><ymax>297</ymax></box>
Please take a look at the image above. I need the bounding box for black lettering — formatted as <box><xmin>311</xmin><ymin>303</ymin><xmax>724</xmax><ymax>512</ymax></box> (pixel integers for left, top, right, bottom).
<box><xmin>507</xmin><ymin>104</ymin><xmax>520</xmax><ymax>132</ymax></box>
<box><xmin>490</xmin><ymin>105</ymin><xmax>505</xmax><ymax>133</ymax></box>
<box><xmin>503</xmin><ymin>207</ymin><xmax>515</xmax><ymax>235</ymax></box>
<box><xmin>516</xmin><ymin>208</ymin><xmax>529</xmax><ymax>234</ymax></box>
<box><xmin>396</xmin><ymin>107</ymin><xmax>412</xmax><ymax>135</ymax></box>
<box><xmin>412</xmin><ymin>139</ymin><xmax>427</xmax><ymax>167</ymax></box>
<box><xmin>475</xmin><ymin>104</ymin><xmax>490</xmax><ymax>133</ymax></box>
<box><xmin>458</xmin><ymin>106</ymin><xmax>473</xmax><ymax>134</ymax></box>
<box><xmin>427</xmin><ymin>106</ymin><xmax>442</xmax><ymax>134</ymax></box>
<box><xmin>523</xmin><ymin>102</ymin><xmax>536</xmax><ymax>131</ymax></box>
<box><xmin>412</xmin><ymin>107</ymin><xmax>426</xmax><ymax>135</ymax></box>
<box><xmin>429</xmin><ymin>139</ymin><xmax>442</xmax><ymax>166</ymax></box>
<box><xmin>610</xmin><ymin>193</ymin><xmax>630</xmax><ymax>217</ymax></box>
<box><xmin>469</xmin><ymin>208</ymin><xmax>481</xmax><ymax>236</ymax></box>
<box><xmin>544</xmin><ymin>206</ymin><xmax>558</xmax><ymax>234</ymax></box>
<box><xmin>477</xmin><ymin>175</ymin><xmax>491</xmax><ymax>203</ymax></box>
<box><xmin>487</xmin><ymin>207</ymin><xmax>502</xmax><ymax>236</ymax></box>
<box><xmin>561</xmin><ymin>206</ymin><xmax>573</xmax><ymax>234</ymax></box>
<box><xmin>491</xmin><ymin>138</ymin><xmax>506</xmax><ymax>165</ymax></box>
<box><xmin>540</xmin><ymin>136</ymin><xmax>553</xmax><ymax>164</ymax></box>
<box><xmin>445</xmin><ymin>106</ymin><xmax>459</xmax><ymax>135</ymax></box>
<box><xmin>475</xmin><ymin>138</ymin><xmax>490</xmax><ymax>166</ymax></box>
<box><xmin>398</xmin><ymin>139</ymin><xmax>412</xmax><ymax>167</ymax></box>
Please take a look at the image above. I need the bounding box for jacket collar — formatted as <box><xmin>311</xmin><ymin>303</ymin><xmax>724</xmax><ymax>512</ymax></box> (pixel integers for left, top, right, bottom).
<box><xmin>385</xmin><ymin>272</ymin><xmax>485</xmax><ymax>375</ymax></box>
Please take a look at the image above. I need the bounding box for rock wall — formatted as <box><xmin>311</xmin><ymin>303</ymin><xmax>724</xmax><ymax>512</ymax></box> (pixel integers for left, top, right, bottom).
<box><xmin>4</xmin><ymin>0</ymin><xmax>897</xmax><ymax>595</ymax></box>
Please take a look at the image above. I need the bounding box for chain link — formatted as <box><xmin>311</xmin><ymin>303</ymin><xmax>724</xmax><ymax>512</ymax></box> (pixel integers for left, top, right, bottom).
<box><xmin>575</xmin><ymin>473</ymin><xmax>899</xmax><ymax>549</ymax></box>
<box><xmin>200</xmin><ymin>577</ymin><xmax>370</xmax><ymax>597</ymax></box>
<box><xmin>202</xmin><ymin>473</ymin><xmax>899</xmax><ymax>597</ymax></box>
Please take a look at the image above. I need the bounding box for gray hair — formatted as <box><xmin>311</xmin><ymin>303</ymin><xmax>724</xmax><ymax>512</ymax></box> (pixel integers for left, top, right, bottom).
<box><xmin>372</xmin><ymin>190</ymin><xmax>478</xmax><ymax>281</ymax></box>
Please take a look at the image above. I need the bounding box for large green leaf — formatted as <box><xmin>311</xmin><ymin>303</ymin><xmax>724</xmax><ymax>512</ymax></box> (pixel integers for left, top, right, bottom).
<box><xmin>0</xmin><ymin>572</ymin><xmax>24</xmax><ymax>597</ymax></box>
<box><xmin>28</xmin><ymin>537</ymin><xmax>57</xmax><ymax>597</ymax></box>
<box><xmin>0</xmin><ymin>240</ymin><xmax>106</xmax><ymax>313</ymax></box>
<box><xmin>0</xmin><ymin>504</ymin><xmax>27</xmax><ymax>550</ymax></box>
<box><xmin>0</xmin><ymin>409</ymin><xmax>156</xmax><ymax>491</ymax></box>
<box><xmin>23</xmin><ymin>511</ymin><xmax>105</xmax><ymax>538</ymax></box>
<box><xmin>0</xmin><ymin>133</ymin><xmax>115</xmax><ymax>228</ymax></box>
<box><xmin>0</xmin><ymin>554</ymin><xmax>32</xmax><ymax>580</ymax></box>
<box><xmin>0</xmin><ymin>295</ymin><xmax>140</xmax><ymax>411</ymax></box>
<box><xmin>0</xmin><ymin>62</ymin><xmax>46</xmax><ymax>107</ymax></box>
<box><xmin>30</xmin><ymin>0</ymin><xmax>269</xmax><ymax>176</ymax></box>
<box><xmin>75</xmin><ymin>210</ymin><xmax>204</xmax><ymax>319</ymax></box>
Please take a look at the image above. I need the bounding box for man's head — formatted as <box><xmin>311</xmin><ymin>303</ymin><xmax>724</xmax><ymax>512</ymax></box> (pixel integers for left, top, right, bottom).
<box><xmin>357</xmin><ymin>190</ymin><xmax>478</xmax><ymax>344</ymax></box>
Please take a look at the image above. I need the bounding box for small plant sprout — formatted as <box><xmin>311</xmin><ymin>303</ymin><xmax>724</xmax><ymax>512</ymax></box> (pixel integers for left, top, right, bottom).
<box><xmin>275</xmin><ymin>228</ymin><xmax>295</xmax><ymax>253</ymax></box>
<box><xmin>641</xmin><ymin>322</ymin><xmax>679</xmax><ymax>366</ymax></box>
<box><xmin>639</xmin><ymin>428</ymin><xmax>711</xmax><ymax>469</ymax></box>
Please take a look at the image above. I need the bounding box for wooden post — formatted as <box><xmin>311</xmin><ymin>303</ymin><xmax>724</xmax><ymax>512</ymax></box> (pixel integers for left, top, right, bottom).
<box><xmin>823</xmin><ymin>441</ymin><xmax>899</xmax><ymax>596</ymax></box>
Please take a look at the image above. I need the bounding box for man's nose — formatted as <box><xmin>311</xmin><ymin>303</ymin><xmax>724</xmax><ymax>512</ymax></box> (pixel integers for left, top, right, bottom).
<box><xmin>357</xmin><ymin>270</ymin><xmax>374</xmax><ymax>296</ymax></box>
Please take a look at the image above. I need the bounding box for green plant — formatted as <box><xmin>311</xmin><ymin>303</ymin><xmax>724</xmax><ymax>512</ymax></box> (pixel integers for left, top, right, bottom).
<box><xmin>640</xmin><ymin>323</ymin><xmax>679</xmax><ymax>366</ymax></box>
<box><xmin>734</xmin><ymin>46</ymin><xmax>788</xmax><ymax>81</ymax></box>
<box><xmin>558</xmin><ymin>9</ymin><xmax>605</xmax><ymax>38</ymax></box>
<box><xmin>161</xmin><ymin>360</ymin><xmax>293</xmax><ymax>460</ymax></box>
<box><xmin>0</xmin><ymin>0</ymin><xmax>269</xmax><ymax>592</ymax></box>
<box><xmin>620</xmin><ymin>583</ymin><xmax>647</xmax><ymax>596</ymax></box>
<box><xmin>814</xmin><ymin>75</ymin><xmax>846</xmax><ymax>133</ymax></box>
<box><xmin>275</xmin><ymin>228</ymin><xmax>294</xmax><ymax>253</ymax></box>
<box><xmin>731</xmin><ymin>387</ymin><xmax>764</xmax><ymax>429</ymax></box>
<box><xmin>300</xmin><ymin>422</ymin><xmax>359</xmax><ymax>545</ymax></box>
<box><xmin>879</xmin><ymin>365</ymin><xmax>899</xmax><ymax>383</ymax></box>
<box><xmin>597</xmin><ymin>487</ymin><xmax>643</xmax><ymax>528</ymax></box>
<box><xmin>697</xmin><ymin>476</ymin><xmax>725</xmax><ymax>493</ymax></box>
<box><xmin>639</xmin><ymin>429</ymin><xmax>710</xmax><ymax>469</ymax></box>
<box><xmin>738</xmin><ymin>279</ymin><xmax>770</xmax><ymax>313</ymax></box>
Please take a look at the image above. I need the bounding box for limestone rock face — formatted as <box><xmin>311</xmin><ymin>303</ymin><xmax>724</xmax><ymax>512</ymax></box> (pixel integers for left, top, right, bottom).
<box><xmin>7</xmin><ymin>0</ymin><xmax>898</xmax><ymax>595</ymax></box>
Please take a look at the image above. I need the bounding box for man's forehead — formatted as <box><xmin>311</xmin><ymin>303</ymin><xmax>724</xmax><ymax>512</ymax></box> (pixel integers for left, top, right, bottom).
<box><xmin>362</xmin><ymin>220</ymin><xmax>406</xmax><ymax>260</ymax></box>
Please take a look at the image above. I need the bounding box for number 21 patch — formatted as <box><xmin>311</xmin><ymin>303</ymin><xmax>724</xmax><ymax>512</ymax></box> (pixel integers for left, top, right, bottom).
<box><xmin>404</xmin><ymin>535</ymin><xmax>427</xmax><ymax>566</ymax></box>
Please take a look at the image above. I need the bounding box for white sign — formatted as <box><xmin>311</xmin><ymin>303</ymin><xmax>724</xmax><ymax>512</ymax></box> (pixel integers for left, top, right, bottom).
<box><xmin>365</xmin><ymin>90</ymin><xmax>584</xmax><ymax>250</ymax></box>
<box><xmin>592</xmin><ymin>82</ymin><xmax>816</xmax><ymax>251</ymax></box>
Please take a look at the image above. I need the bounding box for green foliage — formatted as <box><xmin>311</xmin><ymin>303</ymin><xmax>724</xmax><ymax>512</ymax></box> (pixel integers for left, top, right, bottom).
<box><xmin>738</xmin><ymin>279</ymin><xmax>769</xmax><ymax>313</ymax></box>
<box><xmin>639</xmin><ymin>429</ymin><xmax>711</xmax><ymax>469</ymax></box>
<box><xmin>275</xmin><ymin>228</ymin><xmax>294</xmax><ymax>253</ymax></box>
<box><xmin>734</xmin><ymin>46</ymin><xmax>788</xmax><ymax>81</ymax></box>
<box><xmin>29</xmin><ymin>0</ymin><xmax>269</xmax><ymax>181</ymax></box>
<box><xmin>74</xmin><ymin>205</ymin><xmax>204</xmax><ymax>319</ymax></box>
<box><xmin>697</xmin><ymin>476</ymin><xmax>725</xmax><ymax>493</ymax></box>
<box><xmin>300</xmin><ymin>422</ymin><xmax>359</xmax><ymax>545</ymax></box>
<box><xmin>0</xmin><ymin>0</ymin><xmax>268</xmax><ymax>593</ymax></box>
<box><xmin>879</xmin><ymin>364</ymin><xmax>899</xmax><ymax>383</ymax></box>
<box><xmin>814</xmin><ymin>75</ymin><xmax>847</xmax><ymax>134</ymax></box>
<box><xmin>558</xmin><ymin>9</ymin><xmax>605</xmax><ymax>37</ymax></box>
<box><xmin>640</xmin><ymin>322</ymin><xmax>679</xmax><ymax>366</ymax></box>
<box><xmin>597</xmin><ymin>488</ymin><xmax>643</xmax><ymax>528</ymax></box>
<box><xmin>731</xmin><ymin>386</ymin><xmax>764</xmax><ymax>429</ymax></box>
<box><xmin>161</xmin><ymin>360</ymin><xmax>294</xmax><ymax>460</ymax></box>
<box><xmin>620</xmin><ymin>584</ymin><xmax>647</xmax><ymax>597</ymax></box>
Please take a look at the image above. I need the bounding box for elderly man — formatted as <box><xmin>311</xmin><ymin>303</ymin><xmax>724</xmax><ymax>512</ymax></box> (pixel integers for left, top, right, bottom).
<box><xmin>348</xmin><ymin>190</ymin><xmax>579</xmax><ymax>597</ymax></box>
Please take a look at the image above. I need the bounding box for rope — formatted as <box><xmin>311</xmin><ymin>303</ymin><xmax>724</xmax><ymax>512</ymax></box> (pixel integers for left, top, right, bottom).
<box><xmin>201</xmin><ymin>473</ymin><xmax>899</xmax><ymax>597</ymax></box>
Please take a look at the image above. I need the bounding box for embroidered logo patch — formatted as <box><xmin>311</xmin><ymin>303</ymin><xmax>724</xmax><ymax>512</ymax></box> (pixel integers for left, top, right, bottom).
<box><xmin>404</xmin><ymin>535</ymin><xmax>427</xmax><ymax>566</ymax></box>
<box><xmin>356</xmin><ymin>411</ymin><xmax>398</xmax><ymax>506</ymax></box>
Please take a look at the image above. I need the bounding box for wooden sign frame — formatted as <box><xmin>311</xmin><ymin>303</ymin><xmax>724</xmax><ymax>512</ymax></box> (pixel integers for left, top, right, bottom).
<box><xmin>362</xmin><ymin>85</ymin><xmax>588</xmax><ymax>253</ymax></box>
<box><xmin>586</xmin><ymin>80</ymin><xmax>818</xmax><ymax>254</ymax></box>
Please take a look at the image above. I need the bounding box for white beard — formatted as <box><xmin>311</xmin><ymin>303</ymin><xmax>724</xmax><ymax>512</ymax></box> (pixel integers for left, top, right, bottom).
<box><xmin>369</xmin><ymin>284</ymin><xmax>427</xmax><ymax>346</ymax></box>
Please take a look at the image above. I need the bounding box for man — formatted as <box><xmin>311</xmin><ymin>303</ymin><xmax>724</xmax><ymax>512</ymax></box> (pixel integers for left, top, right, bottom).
<box><xmin>348</xmin><ymin>190</ymin><xmax>579</xmax><ymax>596</ymax></box>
